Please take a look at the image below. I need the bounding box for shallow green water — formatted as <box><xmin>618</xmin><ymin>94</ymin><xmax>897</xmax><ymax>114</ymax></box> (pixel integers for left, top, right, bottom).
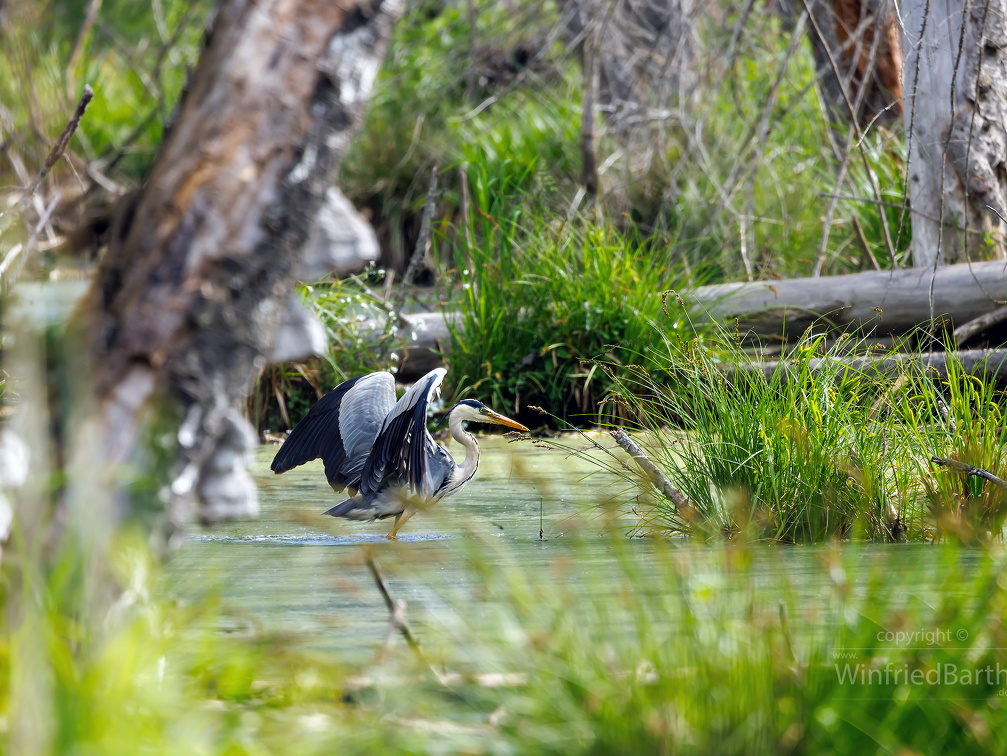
<box><xmin>164</xmin><ymin>437</ymin><xmax>980</xmax><ymax>660</ymax></box>
<box><xmin>164</xmin><ymin>437</ymin><xmax>607</xmax><ymax>651</ymax></box>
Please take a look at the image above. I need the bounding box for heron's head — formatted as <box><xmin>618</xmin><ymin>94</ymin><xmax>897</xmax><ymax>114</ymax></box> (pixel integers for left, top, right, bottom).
<box><xmin>451</xmin><ymin>399</ymin><xmax>530</xmax><ymax>431</ymax></box>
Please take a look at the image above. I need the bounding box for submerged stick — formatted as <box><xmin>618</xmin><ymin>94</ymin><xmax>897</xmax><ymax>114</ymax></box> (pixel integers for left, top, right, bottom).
<box><xmin>610</xmin><ymin>430</ymin><xmax>695</xmax><ymax>519</ymax></box>
<box><xmin>953</xmin><ymin>304</ymin><xmax>1007</xmax><ymax>347</ymax></box>
<box><xmin>363</xmin><ymin>554</ymin><xmax>527</xmax><ymax>690</ymax></box>
<box><xmin>931</xmin><ymin>457</ymin><xmax>1007</xmax><ymax>489</ymax></box>
<box><xmin>366</xmin><ymin>555</ymin><xmax>424</xmax><ymax>660</ymax></box>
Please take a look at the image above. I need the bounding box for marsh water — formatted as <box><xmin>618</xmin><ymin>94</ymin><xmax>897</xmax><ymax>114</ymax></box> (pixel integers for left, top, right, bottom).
<box><xmin>164</xmin><ymin>437</ymin><xmax>981</xmax><ymax>660</ymax></box>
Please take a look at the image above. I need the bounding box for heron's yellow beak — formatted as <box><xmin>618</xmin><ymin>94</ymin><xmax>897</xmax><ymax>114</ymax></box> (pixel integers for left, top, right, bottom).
<box><xmin>485</xmin><ymin>410</ymin><xmax>530</xmax><ymax>431</ymax></box>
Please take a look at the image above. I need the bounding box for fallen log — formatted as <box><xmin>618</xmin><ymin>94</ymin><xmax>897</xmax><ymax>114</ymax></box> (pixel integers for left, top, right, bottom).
<box><xmin>931</xmin><ymin>457</ymin><xmax>1007</xmax><ymax>489</ymax></box>
<box><xmin>342</xmin><ymin>261</ymin><xmax>1007</xmax><ymax>381</ymax></box>
<box><xmin>688</xmin><ymin>260</ymin><xmax>1007</xmax><ymax>342</ymax></box>
<box><xmin>742</xmin><ymin>348</ymin><xmax>1007</xmax><ymax>381</ymax></box>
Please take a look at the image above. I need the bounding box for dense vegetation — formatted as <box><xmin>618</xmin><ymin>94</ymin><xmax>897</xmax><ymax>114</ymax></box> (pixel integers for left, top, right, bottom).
<box><xmin>8</xmin><ymin>525</ymin><xmax>1007</xmax><ymax>755</ymax></box>
<box><xmin>1</xmin><ymin>0</ymin><xmax>911</xmax><ymax>426</ymax></box>
<box><xmin>248</xmin><ymin>0</ymin><xmax>910</xmax><ymax>431</ymax></box>
<box><xmin>4</xmin><ymin>2</ymin><xmax>1007</xmax><ymax>755</ymax></box>
<box><xmin>542</xmin><ymin>328</ymin><xmax>1007</xmax><ymax>544</ymax></box>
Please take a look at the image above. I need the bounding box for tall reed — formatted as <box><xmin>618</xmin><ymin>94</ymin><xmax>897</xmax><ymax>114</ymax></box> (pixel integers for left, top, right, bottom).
<box><xmin>541</xmin><ymin>327</ymin><xmax>1007</xmax><ymax>544</ymax></box>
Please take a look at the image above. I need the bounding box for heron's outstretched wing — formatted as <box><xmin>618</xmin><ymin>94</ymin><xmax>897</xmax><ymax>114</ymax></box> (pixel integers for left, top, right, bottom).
<box><xmin>270</xmin><ymin>372</ymin><xmax>396</xmax><ymax>492</ymax></box>
<box><xmin>359</xmin><ymin>367</ymin><xmax>446</xmax><ymax>498</ymax></box>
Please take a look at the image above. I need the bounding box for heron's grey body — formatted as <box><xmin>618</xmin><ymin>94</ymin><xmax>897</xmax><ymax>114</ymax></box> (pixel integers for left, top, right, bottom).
<box><xmin>270</xmin><ymin>368</ymin><xmax>528</xmax><ymax>533</ymax></box>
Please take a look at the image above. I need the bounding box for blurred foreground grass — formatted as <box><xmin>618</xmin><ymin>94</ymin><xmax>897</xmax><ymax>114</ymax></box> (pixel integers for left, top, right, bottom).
<box><xmin>5</xmin><ymin>517</ymin><xmax>1007</xmax><ymax>754</ymax></box>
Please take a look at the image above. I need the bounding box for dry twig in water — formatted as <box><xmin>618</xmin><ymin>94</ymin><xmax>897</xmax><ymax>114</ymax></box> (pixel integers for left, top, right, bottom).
<box><xmin>366</xmin><ymin>554</ymin><xmax>425</xmax><ymax>662</ymax></box>
<box><xmin>610</xmin><ymin>429</ymin><xmax>695</xmax><ymax>519</ymax></box>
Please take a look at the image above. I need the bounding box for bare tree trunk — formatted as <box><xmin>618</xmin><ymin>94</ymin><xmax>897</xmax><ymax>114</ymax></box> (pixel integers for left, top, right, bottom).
<box><xmin>903</xmin><ymin>0</ymin><xmax>1007</xmax><ymax>265</ymax></box>
<box><xmin>79</xmin><ymin>0</ymin><xmax>401</xmax><ymax>531</ymax></box>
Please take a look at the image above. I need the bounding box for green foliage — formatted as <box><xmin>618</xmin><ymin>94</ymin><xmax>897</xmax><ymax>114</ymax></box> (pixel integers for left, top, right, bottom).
<box><xmin>7</xmin><ymin>520</ymin><xmax>1007</xmax><ymax>755</ymax></box>
<box><xmin>425</xmin><ymin>538</ymin><xmax>1007</xmax><ymax>755</ymax></box>
<box><xmin>544</xmin><ymin>326</ymin><xmax>1007</xmax><ymax>544</ymax></box>
<box><xmin>341</xmin><ymin>0</ymin><xmax>580</xmax><ymax>252</ymax></box>
<box><xmin>0</xmin><ymin>1</ymin><xmax>212</xmax><ymax>182</ymax></box>
<box><xmin>444</xmin><ymin>166</ymin><xmax>694</xmax><ymax>424</ymax></box>
<box><xmin>900</xmin><ymin>355</ymin><xmax>1007</xmax><ymax>544</ymax></box>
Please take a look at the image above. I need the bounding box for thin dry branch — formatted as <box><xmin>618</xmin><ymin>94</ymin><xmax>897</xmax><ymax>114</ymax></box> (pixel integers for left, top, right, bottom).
<box><xmin>953</xmin><ymin>305</ymin><xmax>1007</xmax><ymax>346</ymax></box>
<box><xmin>0</xmin><ymin>191</ymin><xmax>61</xmax><ymax>284</ymax></box>
<box><xmin>366</xmin><ymin>555</ymin><xmax>425</xmax><ymax>661</ymax></box>
<box><xmin>20</xmin><ymin>85</ymin><xmax>93</xmax><ymax>206</ymax></box>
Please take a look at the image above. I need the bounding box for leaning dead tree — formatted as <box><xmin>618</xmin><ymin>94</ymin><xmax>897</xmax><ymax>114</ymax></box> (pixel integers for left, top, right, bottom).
<box><xmin>78</xmin><ymin>0</ymin><xmax>401</xmax><ymax>530</ymax></box>
<box><xmin>903</xmin><ymin>0</ymin><xmax>1007</xmax><ymax>265</ymax></box>
<box><xmin>786</xmin><ymin>0</ymin><xmax>903</xmax><ymax>133</ymax></box>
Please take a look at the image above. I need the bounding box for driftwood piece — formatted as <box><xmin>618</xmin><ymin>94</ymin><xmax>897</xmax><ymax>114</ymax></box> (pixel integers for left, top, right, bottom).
<box><xmin>931</xmin><ymin>456</ymin><xmax>1007</xmax><ymax>488</ymax></box>
<box><xmin>743</xmin><ymin>348</ymin><xmax>1007</xmax><ymax>381</ymax></box>
<box><xmin>610</xmin><ymin>429</ymin><xmax>693</xmax><ymax>515</ymax></box>
<box><xmin>953</xmin><ymin>304</ymin><xmax>1007</xmax><ymax>346</ymax></box>
<box><xmin>689</xmin><ymin>260</ymin><xmax>1007</xmax><ymax>341</ymax></box>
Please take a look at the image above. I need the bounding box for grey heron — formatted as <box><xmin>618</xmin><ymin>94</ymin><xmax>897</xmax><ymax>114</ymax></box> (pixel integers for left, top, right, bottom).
<box><xmin>270</xmin><ymin>367</ymin><xmax>529</xmax><ymax>537</ymax></box>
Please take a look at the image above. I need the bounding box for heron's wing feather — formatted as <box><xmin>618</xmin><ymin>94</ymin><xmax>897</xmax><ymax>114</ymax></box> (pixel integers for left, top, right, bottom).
<box><xmin>270</xmin><ymin>372</ymin><xmax>396</xmax><ymax>491</ymax></box>
<box><xmin>337</xmin><ymin>372</ymin><xmax>397</xmax><ymax>484</ymax></box>
<box><xmin>427</xmin><ymin>444</ymin><xmax>455</xmax><ymax>498</ymax></box>
<box><xmin>360</xmin><ymin>367</ymin><xmax>446</xmax><ymax>497</ymax></box>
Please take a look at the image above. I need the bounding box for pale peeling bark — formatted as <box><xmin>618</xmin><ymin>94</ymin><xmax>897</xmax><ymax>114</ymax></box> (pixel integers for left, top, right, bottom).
<box><xmin>81</xmin><ymin>0</ymin><xmax>401</xmax><ymax>531</ymax></box>
<box><xmin>904</xmin><ymin>0</ymin><xmax>1007</xmax><ymax>265</ymax></box>
<box><xmin>691</xmin><ymin>259</ymin><xmax>1007</xmax><ymax>340</ymax></box>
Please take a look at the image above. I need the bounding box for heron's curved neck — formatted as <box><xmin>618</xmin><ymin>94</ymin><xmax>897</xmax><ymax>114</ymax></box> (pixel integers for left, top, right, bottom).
<box><xmin>448</xmin><ymin>411</ymin><xmax>480</xmax><ymax>484</ymax></box>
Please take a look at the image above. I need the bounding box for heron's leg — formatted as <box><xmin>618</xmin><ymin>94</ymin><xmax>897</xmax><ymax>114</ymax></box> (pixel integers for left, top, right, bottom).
<box><xmin>386</xmin><ymin>508</ymin><xmax>415</xmax><ymax>539</ymax></box>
